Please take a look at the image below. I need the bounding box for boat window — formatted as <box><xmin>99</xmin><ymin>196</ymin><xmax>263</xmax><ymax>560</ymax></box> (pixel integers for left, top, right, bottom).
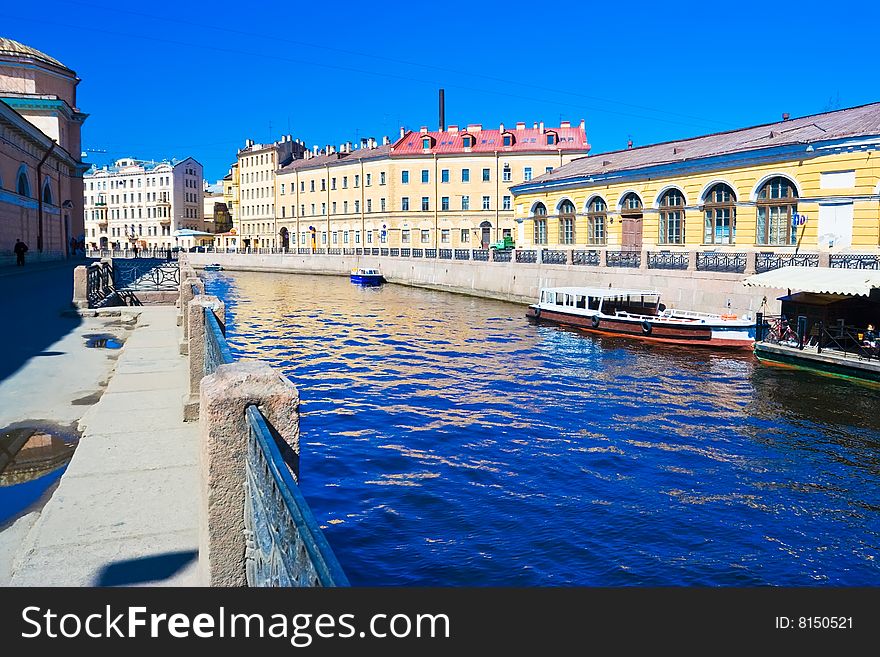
<box><xmin>575</xmin><ymin>296</ymin><xmax>586</xmax><ymax>309</ymax></box>
<box><xmin>555</xmin><ymin>292</ymin><xmax>564</xmax><ymax>305</ymax></box>
<box><xmin>588</xmin><ymin>297</ymin><xmax>601</xmax><ymax>310</ymax></box>
<box><xmin>566</xmin><ymin>295</ymin><xmax>574</xmax><ymax>306</ymax></box>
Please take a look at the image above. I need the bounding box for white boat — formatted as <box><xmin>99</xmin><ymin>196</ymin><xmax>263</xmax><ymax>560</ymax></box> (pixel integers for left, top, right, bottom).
<box><xmin>526</xmin><ymin>287</ymin><xmax>755</xmax><ymax>349</ymax></box>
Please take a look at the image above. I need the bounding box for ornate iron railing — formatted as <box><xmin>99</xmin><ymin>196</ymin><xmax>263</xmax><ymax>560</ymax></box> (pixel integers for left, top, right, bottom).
<box><xmin>829</xmin><ymin>253</ymin><xmax>880</xmax><ymax>269</ymax></box>
<box><xmin>314</xmin><ymin>248</ymin><xmax>326</xmax><ymax>254</ymax></box>
<box><xmin>112</xmin><ymin>259</ymin><xmax>181</xmax><ymax>291</ymax></box>
<box><xmin>439</xmin><ymin>249</ymin><xmax>453</xmax><ymax>259</ymax></box>
<box><xmin>401</xmin><ymin>248</ymin><xmax>411</xmax><ymax>257</ymax></box>
<box><xmin>202</xmin><ymin>307</ymin><xmax>348</xmax><ymax>587</ymax></box>
<box><xmin>425</xmin><ymin>249</ymin><xmax>437</xmax><ymax>258</ymax></box>
<box><xmin>541</xmin><ymin>249</ymin><xmax>567</xmax><ymax>265</ymax></box>
<box><xmin>355</xmin><ymin>248</ymin><xmax>364</xmax><ymax>255</ymax></box>
<box><xmin>516</xmin><ymin>250</ymin><xmax>537</xmax><ymax>263</ymax></box>
<box><xmin>572</xmin><ymin>250</ymin><xmax>601</xmax><ymax>266</ymax></box>
<box><xmin>343</xmin><ymin>248</ymin><xmax>355</xmax><ymax>255</ymax></box>
<box><xmin>647</xmin><ymin>251</ymin><xmax>688</xmax><ymax>270</ymax></box>
<box><xmin>380</xmin><ymin>248</ymin><xmax>389</xmax><ymax>256</ymax></box>
<box><xmin>472</xmin><ymin>249</ymin><xmax>489</xmax><ymax>261</ymax></box>
<box><xmin>696</xmin><ymin>251</ymin><xmax>747</xmax><ymax>273</ymax></box>
<box><xmin>755</xmin><ymin>252</ymin><xmax>819</xmax><ymax>273</ymax></box>
<box><xmin>493</xmin><ymin>249</ymin><xmax>512</xmax><ymax>262</ymax></box>
<box><xmin>328</xmin><ymin>248</ymin><xmax>342</xmax><ymax>255</ymax></box>
<box><xmin>606</xmin><ymin>250</ymin><xmax>641</xmax><ymax>268</ymax></box>
<box><xmin>454</xmin><ymin>249</ymin><xmax>470</xmax><ymax>260</ymax></box>
<box><xmin>298</xmin><ymin>248</ymin><xmax>310</xmax><ymax>254</ymax></box>
<box><xmin>412</xmin><ymin>248</ymin><xmax>423</xmax><ymax>258</ymax></box>
<box><xmin>370</xmin><ymin>248</ymin><xmax>379</xmax><ymax>255</ymax></box>
<box><xmin>390</xmin><ymin>248</ymin><xmax>400</xmax><ymax>257</ymax></box>
<box><xmin>86</xmin><ymin>261</ymin><xmax>114</xmax><ymax>306</ymax></box>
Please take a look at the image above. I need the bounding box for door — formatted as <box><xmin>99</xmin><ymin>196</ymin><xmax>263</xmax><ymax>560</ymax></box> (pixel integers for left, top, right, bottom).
<box><xmin>480</xmin><ymin>221</ymin><xmax>492</xmax><ymax>248</ymax></box>
<box><xmin>621</xmin><ymin>216</ymin><xmax>643</xmax><ymax>251</ymax></box>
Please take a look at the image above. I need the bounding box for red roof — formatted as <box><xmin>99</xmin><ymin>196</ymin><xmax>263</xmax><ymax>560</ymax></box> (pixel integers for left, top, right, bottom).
<box><xmin>391</xmin><ymin>124</ymin><xmax>589</xmax><ymax>156</ymax></box>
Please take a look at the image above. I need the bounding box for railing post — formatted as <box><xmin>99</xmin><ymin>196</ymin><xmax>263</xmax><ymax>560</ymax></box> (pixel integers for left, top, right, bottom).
<box><xmin>72</xmin><ymin>265</ymin><xmax>88</xmax><ymax>308</ymax></box>
<box><xmin>184</xmin><ymin>295</ymin><xmax>226</xmax><ymax>422</ymax></box>
<box><xmin>819</xmin><ymin>251</ymin><xmax>831</xmax><ymax>268</ymax></box>
<box><xmin>797</xmin><ymin>315</ymin><xmax>807</xmax><ymax>350</ymax></box>
<box><xmin>179</xmin><ymin>277</ymin><xmax>205</xmax><ymax>352</ymax></box>
<box><xmin>744</xmin><ymin>251</ymin><xmax>757</xmax><ymax>275</ymax></box>
<box><xmin>566</xmin><ymin>249</ymin><xmax>573</xmax><ymax>265</ymax></box>
<box><xmin>639</xmin><ymin>248</ymin><xmax>649</xmax><ymax>270</ymax></box>
<box><xmin>687</xmin><ymin>249</ymin><xmax>697</xmax><ymax>271</ymax></box>
<box><xmin>755</xmin><ymin>312</ymin><xmax>764</xmax><ymax>342</ymax></box>
<box><xmin>198</xmin><ymin>360</ymin><xmax>300</xmax><ymax>587</ymax></box>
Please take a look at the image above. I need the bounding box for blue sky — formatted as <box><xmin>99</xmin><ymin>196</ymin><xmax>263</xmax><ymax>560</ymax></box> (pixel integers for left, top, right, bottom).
<box><xmin>2</xmin><ymin>0</ymin><xmax>877</xmax><ymax>182</ymax></box>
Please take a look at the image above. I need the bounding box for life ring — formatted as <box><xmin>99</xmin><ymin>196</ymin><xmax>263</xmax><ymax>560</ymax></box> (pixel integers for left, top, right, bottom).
<box><xmin>642</xmin><ymin>320</ymin><xmax>652</xmax><ymax>335</ymax></box>
<box><xmin>591</xmin><ymin>315</ymin><xmax>600</xmax><ymax>329</ymax></box>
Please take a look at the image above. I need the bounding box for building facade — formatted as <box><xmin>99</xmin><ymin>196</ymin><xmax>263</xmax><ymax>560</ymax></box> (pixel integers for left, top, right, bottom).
<box><xmin>0</xmin><ymin>37</ymin><xmax>88</xmax><ymax>262</ymax></box>
<box><xmin>237</xmin><ymin>135</ymin><xmax>306</xmax><ymax>248</ymax></box>
<box><xmin>83</xmin><ymin>157</ymin><xmax>204</xmax><ymax>251</ymax></box>
<box><xmin>274</xmin><ymin>121</ymin><xmax>589</xmax><ymax>251</ymax></box>
<box><xmin>512</xmin><ymin>104</ymin><xmax>880</xmax><ymax>255</ymax></box>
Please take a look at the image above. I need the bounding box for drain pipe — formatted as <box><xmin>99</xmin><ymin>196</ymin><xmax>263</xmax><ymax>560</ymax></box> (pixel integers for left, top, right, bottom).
<box><xmin>36</xmin><ymin>140</ymin><xmax>57</xmax><ymax>253</ymax></box>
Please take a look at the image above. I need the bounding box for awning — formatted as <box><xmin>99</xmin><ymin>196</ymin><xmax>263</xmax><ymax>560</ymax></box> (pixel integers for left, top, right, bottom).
<box><xmin>742</xmin><ymin>265</ymin><xmax>880</xmax><ymax>296</ymax></box>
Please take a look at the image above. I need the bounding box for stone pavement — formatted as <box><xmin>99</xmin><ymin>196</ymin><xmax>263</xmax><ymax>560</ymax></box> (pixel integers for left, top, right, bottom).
<box><xmin>4</xmin><ymin>306</ymin><xmax>200</xmax><ymax>586</ymax></box>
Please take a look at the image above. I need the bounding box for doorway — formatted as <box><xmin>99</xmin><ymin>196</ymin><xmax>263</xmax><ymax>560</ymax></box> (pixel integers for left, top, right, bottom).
<box><xmin>480</xmin><ymin>221</ymin><xmax>492</xmax><ymax>248</ymax></box>
<box><xmin>621</xmin><ymin>216</ymin><xmax>643</xmax><ymax>251</ymax></box>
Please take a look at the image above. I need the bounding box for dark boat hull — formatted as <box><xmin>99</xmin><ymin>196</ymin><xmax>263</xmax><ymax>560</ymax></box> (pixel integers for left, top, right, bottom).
<box><xmin>526</xmin><ymin>306</ymin><xmax>753</xmax><ymax>349</ymax></box>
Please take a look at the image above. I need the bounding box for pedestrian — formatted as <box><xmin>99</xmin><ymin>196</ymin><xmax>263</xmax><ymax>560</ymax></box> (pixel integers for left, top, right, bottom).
<box><xmin>13</xmin><ymin>238</ymin><xmax>28</xmax><ymax>266</ymax></box>
<box><xmin>133</xmin><ymin>244</ymin><xmax>139</xmax><ymax>259</ymax></box>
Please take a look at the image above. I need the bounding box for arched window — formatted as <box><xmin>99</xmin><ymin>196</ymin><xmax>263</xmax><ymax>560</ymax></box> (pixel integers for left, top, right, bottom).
<box><xmin>756</xmin><ymin>176</ymin><xmax>798</xmax><ymax>245</ymax></box>
<box><xmin>532</xmin><ymin>202</ymin><xmax>547</xmax><ymax>245</ymax></box>
<box><xmin>558</xmin><ymin>200</ymin><xmax>576</xmax><ymax>245</ymax></box>
<box><xmin>658</xmin><ymin>189</ymin><xmax>685</xmax><ymax>244</ymax></box>
<box><xmin>42</xmin><ymin>179</ymin><xmax>53</xmax><ymax>205</ymax></box>
<box><xmin>587</xmin><ymin>197</ymin><xmax>607</xmax><ymax>245</ymax></box>
<box><xmin>703</xmin><ymin>183</ymin><xmax>736</xmax><ymax>244</ymax></box>
<box><xmin>17</xmin><ymin>167</ymin><xmax>31</xmax><ymax>197</ymax></box>
<box><xmin>620</xmin><ymin>192</ymin><xmax>642</xmax><ymax>213</ymax></box>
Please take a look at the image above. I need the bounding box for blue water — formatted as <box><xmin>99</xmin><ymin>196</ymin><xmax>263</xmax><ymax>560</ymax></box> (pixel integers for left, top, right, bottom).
<box><xmin>205</xmin><ymin>271</ymin><xmax>880</xmax><ymax>586</ymax></box>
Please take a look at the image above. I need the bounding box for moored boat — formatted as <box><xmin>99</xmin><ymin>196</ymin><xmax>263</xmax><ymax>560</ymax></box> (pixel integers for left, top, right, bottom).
<box><xmin>350</xmin><ymin>267</ymin><xmax>383</xmax><ymax>286</ymax></box>
<box><xmin>526</xmin><ymin>287</ymin><xmax>755</xmax><ymax>349</ymax></box>
<box><xmin>203</xmin><ymin>263</ymin><xmax>223</xmax><ymax>271</ymax></box>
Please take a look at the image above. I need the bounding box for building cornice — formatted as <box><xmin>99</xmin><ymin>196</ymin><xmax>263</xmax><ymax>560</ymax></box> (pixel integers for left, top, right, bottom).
<box><xmin>0</xmin><ymin>99</ymin><xmax>80</xmax><ymax>168</ymax></box>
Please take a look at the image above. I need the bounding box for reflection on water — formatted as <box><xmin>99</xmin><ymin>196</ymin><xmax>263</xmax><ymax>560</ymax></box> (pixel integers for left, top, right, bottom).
<box><xmin>0</xmin><ymin>424</ymin><xmax>78</xmax><ymax>527</ymax></box>
<box><xmin>205</xmin><ymin>271</ymin><xmax>880</xmax><ymax>586</ymax></box>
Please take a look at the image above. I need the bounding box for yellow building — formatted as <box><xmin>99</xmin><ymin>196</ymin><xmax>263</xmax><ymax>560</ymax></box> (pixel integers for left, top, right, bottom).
<box><xmin>512</xmin><ymin>103</ymin><xmax>880</xmax><ymax>261</ymax></box>
<box><xmin>275</xmin><ymin>121</ymin><xmax>590</xmax><ymax>251</ymax></box>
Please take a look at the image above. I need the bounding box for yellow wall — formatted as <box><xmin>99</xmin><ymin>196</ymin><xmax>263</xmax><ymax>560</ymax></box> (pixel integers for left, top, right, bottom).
<box><xmin>515</xmin><ymin>150</ymin><xmax>880</xmax><ymax>251</ymax></box>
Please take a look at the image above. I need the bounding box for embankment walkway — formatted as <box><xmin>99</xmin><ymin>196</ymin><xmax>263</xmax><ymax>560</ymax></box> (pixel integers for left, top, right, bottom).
<box><xmin>6</xmin><ymin>306</ymin><xmax>199</xmax><ymax>586</ymax></box>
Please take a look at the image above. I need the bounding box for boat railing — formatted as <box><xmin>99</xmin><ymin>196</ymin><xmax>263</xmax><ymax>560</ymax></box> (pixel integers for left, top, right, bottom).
<box><xmin>756</xmin><ymin>314</ymin><xmax>879</xmax><ymax>360</ymax></box>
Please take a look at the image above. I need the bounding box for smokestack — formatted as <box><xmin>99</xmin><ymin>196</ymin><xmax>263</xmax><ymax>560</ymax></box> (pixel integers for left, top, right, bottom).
<box><xmin>439</xmin><ymin>88</ymin><xmax>445</xmax><ymax>132</ymax></box>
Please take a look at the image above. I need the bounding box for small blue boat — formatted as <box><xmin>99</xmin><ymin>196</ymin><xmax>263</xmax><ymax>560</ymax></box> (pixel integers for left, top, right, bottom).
<box><xmin>350</xmin><ymin>267</ymin><xmax>383</xmax><ymax>286</ymax></box>
<box><xmin>203</xmin><ymin>263</ymin><xmax>223</xmax><ymax>271</ymax></box>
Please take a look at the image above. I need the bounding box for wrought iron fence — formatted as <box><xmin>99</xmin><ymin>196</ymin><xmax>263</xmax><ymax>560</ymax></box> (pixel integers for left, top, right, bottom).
<box><xmin>454</xmin><ymin>249</ymin><xmax>470</xmax><ymax>260</ymax></box>
<box><xmin>755</xmin><ymin>252</ymin><xmax>819</xmax><ymax>273</ymax></box>
<box><xmin>401</xmin><ymin>248</ymin><xmax>411</xmax><ymax>257</ymax></box>
<box><xmin>493</xmin><ymin>249</ymin><xmax>512</xmax><ymax>262</ymax></box>
<box><xmin>439</xmin><ymin>249</ymin><xmax>453</xmax><ymax>259</ymax></box>
<box><xmin>606</xmin><ymin>250</ymin><xmax>641</xmax><ymax>268</ymax></box>
<box><xmin>425</xmin><ymin>249</ymin><xmax>437</xmax><ymax>258</ymax></box>
<box><xmin>371</xmin><ymin>248</ymin><xmax>380</xmax><ymax>256</ymax></box>
<box><xmin>86</xmin><ymin>261</ymin><xmax>114</xmax><ymax>306</ymax></box>
<box><xmin>412</xmin><ymin>248</ymin><xmax>423</xmax><ymax>258</ymax></box>
<box><xmin>112</xmin><ymin>259</ymin><xmax>180</xmax><ymax>291</ymax></box>
<box><xmin>647</xmin><ymin>251</ymin><xmax>688</xmax><ymax>270</ymax></box>
<box><xmin>314</xmin><ymin>248</ymin><xmax>326</xmax><ymax>255</ymax></box>
<box><xmin>355</xmin><ymin>248</ymin><xmax>364</xmax><ymax>255</ymax></box>
<box><xmin>696</xmin><ymin>251</ymin><xmax>747</xmax><ymax>273</ymax></box>
<box><xmin>328</xmin><ymin>248</ymin><xmax>342</xmax><ymax>255</ymax></box>
<box><xmin>203</xmin><ymin>307</ymin><xmax>348</xmax><ymax>587</ymax></box>
<box><xmin>572</xmin><ymin>250</ymin><xmax>601</xmax><ymax>266</ymax></box>
<box><xmin>516</xmin><ymin>250</ymin><xmax>537</xmax><ymax>263</ymax></box>
<box><xmin>472</xmin><ymin>249</ymin><xmax>489</xmax><ymax>261</ymax></box>
<box><xmin>390</xmin><ymin>248</ymin><xmax>400</xmax><ymax>257</ymax></box>
<box><xmin>380</xmin><ymin>248</ymin><xmax>389</xmax><ymax>256</ymax></box>
<box><xmin>298</xmin><ymin>248</ymin><xmax>310</xmax><ymax>254</ymax></box>
<box><xmin>343</xmin><ymin>248</ymin><xmax>355</xmax><ymax>255</ymax></box>
<box><xmin>829</xmin><ymin>253</ymin><xmax>880</xmax><ymax>269</ymax></box>
<box><xmin>541</xmin><ymin>249</ymin><xmax>567</xmax><ymax>265</ymax></box>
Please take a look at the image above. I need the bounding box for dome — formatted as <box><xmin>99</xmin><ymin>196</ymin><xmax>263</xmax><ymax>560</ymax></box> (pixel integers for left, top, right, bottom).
<box><xmin>0</xmin><ymin>37</ymin><xmax>72</xmax><ymax>72</ymax></box>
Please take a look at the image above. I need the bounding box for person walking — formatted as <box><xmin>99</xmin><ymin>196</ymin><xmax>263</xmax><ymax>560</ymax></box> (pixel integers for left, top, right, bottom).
<box><xmin>13</xmin><ymin>238</ymin><xmax>28</xmax><ymax>266</ymax></box>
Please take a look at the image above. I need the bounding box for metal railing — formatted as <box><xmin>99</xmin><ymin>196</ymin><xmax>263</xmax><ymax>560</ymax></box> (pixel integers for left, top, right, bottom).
<box><xmin>112</xmin><ymin>259</ymin><xmax>181</xmax><ymax>291</ymax></box>
<box><xmin>572</xmin><ymin>250</ymin><xmax>601</xmax><ymax>266</ymax></box>
<box><xmin>412</xmin><ymin>248</ymin><xmax>423</xmax><ymax>258</ymax></box>
<box><xmin>516</xmin><ymin>250</ymin><xmax>537</xmax><ymax>263</ymax></box>
<box><xmin>541</xmin><ymin>249</ymin><xmax>567</xmax><ymax>265</ymax></box>
<box><xmin>203</xmin><ymin>307</ymin><xmax>348</xmax><ymax>587</ymax></box>
<box><xmin>697</xmin><ymin>251</ymin><xmax>747</xmax><ymax>273</ymax></box>
<box><xmin>438</xmin><ymin>249</ymin><xmax>453</xmax><ymax>259</ymax></box>
<box><xmin>472</xmin><ymin>249</ymin><xmax>489</xmax><ymax>261</ymax></box>
<box><xmin>425</xmin><ymin>248</ymin><xmax>437</xmax><ymax>258</ymax></box>
<box><xmin>757</xmin><ymin>313</ymin><xmax>879</xmax><ymax>361</ymax></box>
<box><xmin>493</xmin><ymin>249</ymin><xmax>512</xmax><ymax>262</ymax></box>
<box><xmin>606</xmin><ymin>250</ymin><xmax>641</xmax><ymax>268</ymax></box>
<box><xmin>454</xmin><ymin>249</ymin><xmax>470</xmax><ymax>260</ymax></box>
<box><xmin>647</xmin><ymin>251</ymin><xmax>688</xmax><ymax>270</ymax></box>
<box><xmin>390</xmin><ymin>248</ymin><xmax>400</xmax><ymax>257</ymax></box>
<box><xmin>755</xmin><ymin>252</ymin><xmax>819</xmax><ymax>273</ymax></box>
<box><xmin>86</xmin><ymin>260</ymin><xmax>114</xmax><ymax>306</ymax></box>
<box><xmin>829</xmin><ymin>253</ymin><xmax>880</xmax><ymax>270</ymax></box>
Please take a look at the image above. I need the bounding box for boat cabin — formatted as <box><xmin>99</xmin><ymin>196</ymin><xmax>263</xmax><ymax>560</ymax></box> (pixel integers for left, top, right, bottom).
<box><xmin>539</xmin><ymin>288</ymin><xmax>662</xmax><ymax>316</ymax></box>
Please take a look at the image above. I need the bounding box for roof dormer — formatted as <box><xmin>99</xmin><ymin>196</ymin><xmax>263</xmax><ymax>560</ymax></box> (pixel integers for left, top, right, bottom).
<box><xmin>501</xmin><ymin>130</ymin><xmax>516</xmax><ymax>147</ymax></box>
<box><xmin>545</xmin><ymin>130</ymin><xmax>559</xmax><ymax>146</ymax></box>
<box><xmin>461</xmin><ymin>132</ymin><xmax>475</xmax><ymax>149</ymax></box>
<box><xmin>420</xmin><ymin>134</ymin><xmax>436</xmax><ymax>150</ymax></box>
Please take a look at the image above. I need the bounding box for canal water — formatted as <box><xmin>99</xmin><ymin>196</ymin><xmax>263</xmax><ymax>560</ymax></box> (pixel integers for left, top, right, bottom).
<box><xmin>204</xmin><ymin>271</ymin><xmax>880</xmax><ymax>586</ymax></box>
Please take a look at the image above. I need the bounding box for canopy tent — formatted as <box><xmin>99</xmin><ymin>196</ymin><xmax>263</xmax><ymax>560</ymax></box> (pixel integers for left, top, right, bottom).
<box><xmin>742</xmin><ymin>266</ymin><xmax>880</xmax><ymax>297</ymax></box>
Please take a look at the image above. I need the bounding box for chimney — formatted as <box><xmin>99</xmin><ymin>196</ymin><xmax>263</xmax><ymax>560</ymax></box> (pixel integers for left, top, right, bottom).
<box><xmin>516</xmin><ymin>122</ymin><xmax>526</xmax><ymax>130</ymax></box>
<box><xmin>533</xmin><ymin>122</ymin><xmax>538</xmax><ymax>130</ymax></box>
<box><xmin>361</xmin><ymin>137</ymin><xmax>369</xmax><ymax>149</ymax></box>
<box><xmin>560</xmin><ymin>120</ymin><xmax>570</xmax><ymax>128</ymax></box>
<box><xmin>382</xmin><ymin>136</ymin><xmax>391</xmax><ymax>145</ymax></box>
<box><xmin>346</xmin><ymin>141</ymin><xmax>353</xmax><ymax>153</ymax></box>
<box><xmin>399</xmin><ymin>126</ymin><xmax>406</xmax><ymax>139</ymax></box>
<box><xmin>782</xmin><ymin>112</ymin><xmax>790</xmax><ymax>121</ymax></box>
<box><xmin>499</xmin><ymin>122</ymin><xmax>505</xmax><ymax>133</ymax></box>
<box><xmin>627</xmin><ymin>139</ymin><xmax>633</xmax><ymax>149</ymax></box>
<box><xmin>312</xmin><ymin>145</ymin><xmax>319</xmax><ymax>156</ymax></box>
<box><xmin>579</xmin><ymin>119</ymin><xmax>585</xmax><ymax>130</ymax></box>
<box><xmin>439</xmin><ymin>88</ymin><xmax>445</xmax><ymax>132</ymax></box>
<box><xmin>419</xmin><ymin>126</ymin><xmax>429</xmax><ymax>134</ymax></box>
<box><xmin>466</xmin><ymin>123</ymin><xmax>482</xmax><ymax>132</ymax></box>
<box><xmin>448</xmin><ymin>124</ymin><xmax>459</xmax><ymax>133</ymax></box>
<box><xmin>368</xmin><ymin>137</ymin><xmax>377</xmax><ymax>149</ymax></box>
<box><xmin>539</xmin><ymin>121</ymin><xmax>544</xmax><ymax>133</ymax></box>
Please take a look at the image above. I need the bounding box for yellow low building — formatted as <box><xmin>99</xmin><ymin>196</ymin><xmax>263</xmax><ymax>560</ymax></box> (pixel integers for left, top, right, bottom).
<box><xmin>275</xmin><ymin>121</ymin><xmax>590</xmax><ymax>251</ymax></box>
<box><xmin>512</xmin><ymin>103</ymin><xmax>880</xmax><ymax>257</ymax></box>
